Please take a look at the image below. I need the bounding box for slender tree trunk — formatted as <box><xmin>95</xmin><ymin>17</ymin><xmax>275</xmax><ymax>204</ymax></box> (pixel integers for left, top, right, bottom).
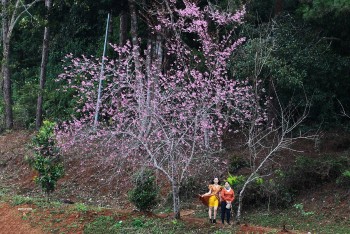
<box><xmin>119</xmin><ymin>10</ymin><xmax>128</xmax><ymax>46</ymax></box>
<box><xmin>129</xmin><ymin>0</ymin><xmax>141</xmax><ymax>74</ymax></box>
<box><xmin>129</xmin><ymin>0</ymin><xmax>145</xmax><ymax>137</ymax></box>
<box><xmin>274</xmin><ymin>0</ymin><xmax>283</xmax><ymax>15</ymax></box>
<box><xmin>236</xmin><ymin>185</ymin><xmax>246</xmax><ymax>223</ymax></box>
<box><xmin>36</xmin><ymin>0</ymin><xmax>52</xmax><ymax>129</ymax></box>
<box><xmin>2</xmin><ymin>41</ymin><xmax>13</xmax><ymax>129</ymax></box>
<box><xmin>2</xmin><ymin>0</ymin><xmax>13</xmax><ymax>129</ymax></box>
<box><xmin>144</xmin><ymin>36</ymin><xmax>152</xmax><ymax>136</ymax></box>
<box><xmin>172</xmin><ymin>181</ymin><xmax>181</xmax><ymax>219</ymax></box>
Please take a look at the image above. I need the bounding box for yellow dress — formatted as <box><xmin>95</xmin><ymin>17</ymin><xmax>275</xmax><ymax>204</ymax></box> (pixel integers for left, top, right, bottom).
<box><xmin>199</xmin><ymin>184</ymin><xmax>222</xmax><ymax>207</ymax></box>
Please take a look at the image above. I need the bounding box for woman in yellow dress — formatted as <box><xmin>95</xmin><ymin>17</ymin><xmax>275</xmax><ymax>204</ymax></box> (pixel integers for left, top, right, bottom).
<box><xmin>200</xmin><ymin>177</ymin><xmax>222</xmax><ymax>223</ymax></box>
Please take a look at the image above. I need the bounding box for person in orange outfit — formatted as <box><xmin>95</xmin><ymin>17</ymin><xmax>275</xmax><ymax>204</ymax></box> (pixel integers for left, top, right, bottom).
<box><xmin>201</xmin><ymin>177</ymin><xmax>222</xmax><ymax>223</ymax></box>
<box><xmin>220</xmin><ymin>181</ymin><xmax>235</xmax><ymax>225</ymax></box>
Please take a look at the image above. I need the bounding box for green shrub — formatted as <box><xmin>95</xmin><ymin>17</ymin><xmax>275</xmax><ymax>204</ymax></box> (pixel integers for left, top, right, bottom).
<box><xmin>225</xmin><ymin>173</ymin><xmax>246</xmax><ymax>190</ymax></box>
<box><xmin>286</xmin><ymin>155</ymin><xmax>350</xmax><ymax>191</ymax></box>
<box><xmin>132</xmin><ymin>217</ymin><xmax>145</xmax><ymax>228</ymax></box>
<box><xmin>229</xmin><ymin>155</ymin><xmax>249</xmax><ymax>174</ymax></box>
<box><xmin>336</xmin><ymin>170</ymin><xmax>350</xmax><ymax>187</ymax></box>
<box><xmin>128</xmin><ymin>169</ymin><xmax>159</xmax><ymax>212</ymax></box>
<box><xmin>293</xmin><ymin>203</ymin><xmax>314</xmax><ymax>216</ymax></box>
<box><xmin>74</xmin><ymin>203</ymin><xmax>89</xmax><ymax>213</ymax></box>
<box><xmin>26</xmin><ymin>120</ymin><xmax>64</xmax><ymax>200</ymax></box>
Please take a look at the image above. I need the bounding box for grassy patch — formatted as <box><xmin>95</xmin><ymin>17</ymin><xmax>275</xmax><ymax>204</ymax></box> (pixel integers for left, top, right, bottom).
<box><xmin>11</xmin><ymin>195</ymin><xmax>35</xmax><ymax>206</ymax></box>
<box><xmin>74</xmin><ymin>202</ymin><xmax>89</xmax><ymax>213</ymax></box>
<box><xmin>245</xmin><ymin>209</ymin><xmax>350</xmax><ymax>234</ymax></box>
<box><xmin>83</xmin><ymin>215</ymin><xmax>208</xmax><ymax>234</ymax></box>
<box><xmin>84</xmin><ymin>216</ymin><xmax>122</xmax><ymax>234</ymax></box>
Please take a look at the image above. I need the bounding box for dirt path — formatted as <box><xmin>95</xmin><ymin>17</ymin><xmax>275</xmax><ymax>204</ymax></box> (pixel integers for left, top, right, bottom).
<box><xmin>0</xmin><ymin>203</ymin><xmax>43</xmax><ymax>234</ymax></box>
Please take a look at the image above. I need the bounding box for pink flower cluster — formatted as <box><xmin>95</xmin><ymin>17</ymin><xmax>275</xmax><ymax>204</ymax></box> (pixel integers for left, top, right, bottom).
<box><xmin>56</xmin><ymin>0</ymin><xmax>267</xmax><ymax>182</ymax></box>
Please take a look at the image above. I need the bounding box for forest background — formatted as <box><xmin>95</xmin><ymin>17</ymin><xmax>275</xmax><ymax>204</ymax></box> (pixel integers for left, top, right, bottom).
<box><xmin>1</xmin><ymin>0</ymin><xmax>350</xmax><ymax>231</ymax></box>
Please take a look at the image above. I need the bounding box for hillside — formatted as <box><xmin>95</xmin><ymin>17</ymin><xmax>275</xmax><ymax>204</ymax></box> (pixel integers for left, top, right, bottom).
<box><xmin>1</xmin><ymin>130</ymin><xmax>350</xmax><ymax>233</ymax></box>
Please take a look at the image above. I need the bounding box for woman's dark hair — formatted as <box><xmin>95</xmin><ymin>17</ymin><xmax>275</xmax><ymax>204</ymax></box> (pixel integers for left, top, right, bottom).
<box><xmin>211</xmin><ymin>177</ymin><xmax>221</xmax><ymax>185</ymax></box>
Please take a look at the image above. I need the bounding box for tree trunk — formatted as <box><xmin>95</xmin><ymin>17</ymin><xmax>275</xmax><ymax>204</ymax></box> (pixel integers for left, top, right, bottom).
<box><xmin>119</xmin><ymin>10</ymin><xmax>128</xmax><ymax>46</ymax></box>
<box><xmin>2</xmin><ymin>41</ymin><xmax>13</xmax><ymax>129</ymax></box>
<box><xmin>236</xmin><ymin>177</ymin><xmax>251</xmax><ymax>223</ymax></box>
<box><xmin>36</xmin><ymin>0</ymin><xmax>52</xmax><ymax>129</ymax></box>
<box><xmin>2</xmin><ymin>0</ymin><xmax>13</xmax><ymax>129</ymax></box>
<box><xmin>172</xmin><ymin>181</ymin><xmax>181</xmax><ymax>219</ymax></box>
<box><xmin>236</xmin><ymin>190</ymin><xmax>243</xmax><ymax>223</ymax></box>
<box><xmin>128</xmin><ymin>0</ymin><xmax>141</xmax><ymax>74</ymax></box>
<box><xmin>128</xmin><ymin>0</ymin><xmax>144</xmax><ymax>136</ymax></box>
<box><xmin>274</xmin><ymin>0</ymin><xmax>283</xmax><ymax>15</ymax></box>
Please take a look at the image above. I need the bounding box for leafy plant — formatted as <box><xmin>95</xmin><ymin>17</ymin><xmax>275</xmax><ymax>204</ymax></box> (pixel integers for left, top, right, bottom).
<box><xmin>128</xmin><ymin>169</ymin><xmax>159</xmax><ymax>212</ymax></box>
<box><xmin>229</xmin><ymin>155</ymin><xmax>249</xmax><ymax>173</ymax></box>
<box><xmin>225</xmin><ymin>173</ymin><xmax>246</xmax><ymax>189</ymax></box>
<box><xmin>293</xmin><ymin>203</ymin><xmax>314</xmax><ymax>216</ymax></box>
<box><xmin>336</xmin><ymin>170</ymin><xmax>350</xmax><ymax>187</ymax></box>
<box><xmin>74</xmin><ymin>203</ymin><xmax>89</xmax><ymax>213</ymax></box>
<box><xmin>26</xmin><ymin>120</ymin><xmax>64</xmax><ymax>200</ymax></box>
<box><xmin>132</xmin><ymin>218</ymin><xmax>145</xmax><ymax>228</ymax></box>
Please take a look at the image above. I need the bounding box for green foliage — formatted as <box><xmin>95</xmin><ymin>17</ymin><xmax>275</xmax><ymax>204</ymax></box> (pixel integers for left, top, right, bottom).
<box><xmin>11</xmin><ymin>195</ymin><xmax>34</xmax><ymax>206</ymax></box>
<box><xmin>74</xmin><ymin>203</ymin><xmax>89</xmax><ymax>213</ymax></box>
<box><xmin>241</xmin><ymin>154</ymin><xmax>350</xmax><ymax>210</ymax></box>
<box><xmin>12</xmin><ymin>81</ymin><xmax>38</xmax><ymax>128</ymax></box>
<box><xmin>298</xmin><ymin>0</ymin><xmax>350</xmax><ymax>19</ymax></box>
<box><xmin>132</xmin><ymin>217</ymin><xmax>145</xmax><ymax>228</ymax></box>
<box><xmin>26</xmin><ymin>121</ymin><xmax>64</xmax><ymax>198</ymax></box>
<box><xmin>128</xmin><ymin>169</ymin><xmax>159</xmax><ymax>212</ymax></box>
<box><xmin>83</xmin><ymin>214</ymin><xmax>204</xmax><ymax>234</ymax></box>
<box><xmin>247</xmin><ymin>209</ymin><xmax>350</xmax><ymax>234</ymax></box>
<box><xmin>336</xmin><ymin>170</ymin><xmax>350</xmax><ymax>187</ymax></box>
<box><xmin>229</xmin><ymin>155</ymin><xmax>248</xmax><ymax>173</ymax></box>
<box><xmin>255</xmin><ymin>177</ymin><xmax>264</xmax><ymax>186</ymax></box>
<box><xmin>233</xmin><ymin>15</ymin><xmax>350</xmax><ymax>126</ymax></box>
<box><xmin>293</xmin><ymin>203</ymin><xmax>315</xmax><ymax>216</ymax></box>
<box><xmin>30</xmin><ymin>154</ymin><xmax>64</xmax><ymax>196</ymax></box>
<box><xmin>297</xmin><ymin>0</ymin><xmax>350</xmax><ymax>55</ymax></box>
<box><xmin>286</xmin><ymin>155</ymin><xmax>350</xmax><ymax>191</ymax></box>
<box><xmin>32</xmin><ymin>120</ymin><xmax>56</xmax><ymax>149</ymax></box>
<box><xmin>225</xmin><ymin>173</ymin><xmax>246</xmax><ymax>190</ymax></box>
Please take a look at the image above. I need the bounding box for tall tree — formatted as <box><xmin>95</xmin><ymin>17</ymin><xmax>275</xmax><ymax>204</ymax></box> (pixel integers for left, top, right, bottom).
<box><xmin>119</xmin><ymin>7</ymin><xmax>128</xmax><ymax>46</ymax></box>
<box><xmin>36</xmin><ymin>0</ymin><xmax>53</xmax><ymax>129</ymax></box>
<box><xmin>56</xmin><ymin>1</ymin><xmax>252</xmax><ymax>219</ymax></box>
<box><xmin>1</xmin><ymin>0</ymin><xmax>39</xmax><ymax>129</ymax></box>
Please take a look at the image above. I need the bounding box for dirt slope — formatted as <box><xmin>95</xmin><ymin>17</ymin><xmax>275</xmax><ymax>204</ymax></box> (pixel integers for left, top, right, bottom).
<box><xmin>0</xmin><ymin>203</ymin><xmax>43</xmax><ymax>234</ymax></box>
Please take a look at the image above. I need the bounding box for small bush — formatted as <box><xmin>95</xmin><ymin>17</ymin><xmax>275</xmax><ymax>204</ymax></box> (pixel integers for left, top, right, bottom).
<box><xmin>132</xmin><ymin>217</ymin><xmax>145</xmax><ymax>228</ymax></box>
<box><xmin>26</xmin><ymin>120</ymin><xmax>64</xmax><ymax>199</ymax></box>
<box><xmin>336</xmin><ymin>170</ymin><xmax>350</xmax><ymax>187</ymax></box>
<box><xmin>229</xmin><ymin>155</ymin><xmax>249</xmax><ymax>174</ymax></box>
<box><xmin>128</xmin><ymin>169</ymin><xmax>159</xmax><ymax>212</ymax></box>
<box><xmin>74</xmin><ymin>203</ymin><xmax>89</xmax><ymax>213</ymax></box>
<box><xmin>286</xmin><ymin>155</ymin><xmax>350</xmax><ymax>191</ymax></box>
<box><xmin>225</xmin><ymin>173</ymin><xmax>246</xmax><ymax>191</ymax></box>
<box><xmin>293</xmin><ymin>203</ymin><xmax>314</xmax><ymax>216</ymax></box>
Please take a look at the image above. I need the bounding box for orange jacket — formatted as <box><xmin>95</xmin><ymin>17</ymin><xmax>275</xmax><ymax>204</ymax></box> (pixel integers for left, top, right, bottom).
<box><xmin>220</xmin><ymin>188</ymin><xmax>234</xmax><ymax>202</ymax></box>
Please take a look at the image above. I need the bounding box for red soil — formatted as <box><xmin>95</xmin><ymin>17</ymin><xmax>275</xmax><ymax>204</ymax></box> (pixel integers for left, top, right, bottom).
<box><xmin>0</xmin><ymin>203</ymin><xmax>43</xmax><ymax>234</ymax></box>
